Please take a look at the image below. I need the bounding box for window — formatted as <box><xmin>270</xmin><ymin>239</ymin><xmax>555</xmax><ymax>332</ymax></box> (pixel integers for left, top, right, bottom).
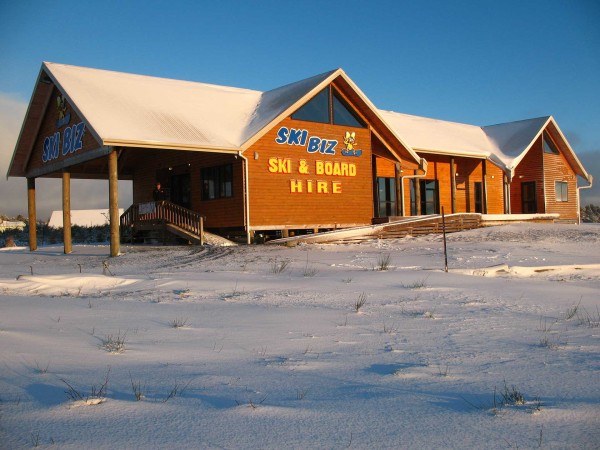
<box><xmin>201</xmin><ymin>164</ymin><xmax>233</xmax><ymax>200</ymax></box>
<box><xmin>291</xmin><ymin>87</ymin><xmax>330</xmax><ymax>123</ymax></box>
<box><xmin>333</xmin><ymin>91</ymin><xmax>366</xmax><ymax>127</ymax></box>
<box><xmin>376</xmin><ymin>177</ymin><xmax>397</xmax><ymax>217</ymax></box>
<box><xmin>291</xmin><ymin>86</ymin><xmax>366</xmax><ymax>128</ymax></box>
<box><xmin>410</xmin><ymin>179</ymin><xmax>439</xmax><ymax>215</ymax></box>
<box><xmin>555</xmin><ymin>181</ymin><xmax>568</xmax><ymax>202</ymax></box>
<box><xmin>543</xmin><ymin>133</ymin><xmax>559</xmax><ymax>154</ymax></box>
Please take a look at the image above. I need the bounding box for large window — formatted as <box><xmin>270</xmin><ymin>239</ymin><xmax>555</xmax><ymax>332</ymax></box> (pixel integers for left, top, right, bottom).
<box><xmin>543</xmin><ymin>133</ymin><xmax>559</xmax><ymax>154</ymax></box>
<box><xmin>291</xmin><ymin>86</ymin><xmax>366</xmax><ymax>128</ymax></box>
<box><xmin>555</xmin><ymin>181</ymin><xmax>568</xmax><ymax>202</ymax></box>
<box><xmin>201</xmin><ymin>164</ymin><xmax>233</xmax><ymax>200</ymax></box>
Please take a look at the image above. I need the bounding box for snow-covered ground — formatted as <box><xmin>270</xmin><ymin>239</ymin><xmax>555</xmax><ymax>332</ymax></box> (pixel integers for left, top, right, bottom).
<box><xmin>1</xmin><ymin>223</ymin><xmax>599</xmax><ymax>449</ymax></box>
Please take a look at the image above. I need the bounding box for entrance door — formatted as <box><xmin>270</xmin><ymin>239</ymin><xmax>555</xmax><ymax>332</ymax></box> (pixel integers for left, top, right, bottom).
<box><xmin>474</xmin><ymin>182</ymin><xmax>483</xmax><ymax>213</ymax></box>
<box><xmin>376</xmin><ymin>177</ymin><xmax>397</xmax><ymax>217</ymax></box>
<box><xmin>170</xmin><ymin>173</ymin><xmax>191</xmax><ymax>209</ymax></box>
<box><xmin>421</xmin><ymin>180</ymin><xmax>439</xmax><ymax>215</ymax></box>
<box><xmin>521</xmin><ymin>181</ymin><xmax>537</xmax><ymax>213</ymax></box>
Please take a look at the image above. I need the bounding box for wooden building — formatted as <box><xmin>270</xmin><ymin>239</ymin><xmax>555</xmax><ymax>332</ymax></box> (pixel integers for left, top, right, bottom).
<box><xmin>7</xmin><ymin>63</ymin><xmax>592</xmax><ymax>255</ymax></box>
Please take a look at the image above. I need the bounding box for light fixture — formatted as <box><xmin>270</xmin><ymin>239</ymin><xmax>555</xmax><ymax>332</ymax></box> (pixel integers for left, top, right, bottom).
<box><xmin>254</xmin><ymin>152</ymin><xmax>259</xmax><ymax>160</ymax></box>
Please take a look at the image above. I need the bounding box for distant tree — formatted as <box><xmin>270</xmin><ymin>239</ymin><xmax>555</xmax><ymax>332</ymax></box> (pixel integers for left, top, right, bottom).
<box><xmin>581</xmin><ymin>204</ymin><xmax>600</xmax><ymax>223</ymax></box>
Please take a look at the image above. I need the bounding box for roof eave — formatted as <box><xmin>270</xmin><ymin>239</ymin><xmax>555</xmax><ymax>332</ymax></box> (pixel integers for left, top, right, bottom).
<box><xmin>103</xmin><ymin>139</ymin><xmax>240</xmax><ymax>154</ymax></box>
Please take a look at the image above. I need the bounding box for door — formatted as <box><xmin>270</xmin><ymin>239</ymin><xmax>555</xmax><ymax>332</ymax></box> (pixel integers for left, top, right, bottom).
<box><xmin>474</xmin><ymin>182</ymin><xmax>483</xmax><ymax>213</ymax></box>
<box><xmin>421</xmin><ymin>180</ymin><xmax>439</xmax><ymax>215</ymax></box>
<box><xmin>521</xmin><ymin>181</ymin><xmax>537</xmax><ymax>213</ymax></box>
<box><xmin>170</xmin><ymin>173</ymin><xmax>191</xmax><ymax>209</ymax></box>
<box><xmin>376</xmin><ymin>177</ymin><xmax>397</xmax><ymax>217</ymax></box>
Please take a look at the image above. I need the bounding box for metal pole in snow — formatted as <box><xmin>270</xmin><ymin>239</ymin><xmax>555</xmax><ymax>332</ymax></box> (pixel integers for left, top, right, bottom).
<box><xmin>442</xmin><ymin>207</ymin><xmax>448</xmax><ymax>272</ymax></box>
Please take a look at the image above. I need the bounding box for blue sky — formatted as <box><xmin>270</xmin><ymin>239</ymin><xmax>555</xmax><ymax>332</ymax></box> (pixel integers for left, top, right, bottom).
<box><xmin>1</xmin><ymin>0</ymin><xmax>599</xmax><ymax>217</ymax></box>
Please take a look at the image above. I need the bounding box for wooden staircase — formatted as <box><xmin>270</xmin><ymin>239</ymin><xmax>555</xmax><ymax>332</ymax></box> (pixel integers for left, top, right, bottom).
<box><xmin>267</xmin><ymin>213</ymin><xmax>482</xmax><ymax>245</ymax></box>
<box><xmin>120</xmin><ymin>201</ymin><xmax>204</xmax><ymax>245</ymax></box>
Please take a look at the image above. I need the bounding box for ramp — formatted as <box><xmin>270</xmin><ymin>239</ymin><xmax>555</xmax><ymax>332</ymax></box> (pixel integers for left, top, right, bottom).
<box><xmin>266</xmin><ymin>214</ymin><xmax>482</xmax><ymax>245</ymax></box>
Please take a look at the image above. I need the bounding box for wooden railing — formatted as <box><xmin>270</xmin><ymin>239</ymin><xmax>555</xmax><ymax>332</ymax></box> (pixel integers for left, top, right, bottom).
<box><xmin>120</xmin><ymin>201</ymin><xmax>204</xmax><ymax>242</ymax></box>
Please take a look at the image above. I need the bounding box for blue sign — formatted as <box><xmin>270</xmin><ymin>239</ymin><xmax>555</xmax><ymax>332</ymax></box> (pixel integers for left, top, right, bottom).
<box><xmin>42</xmin><ymin>122</ymin><xmax>86</xmax><ymax>163</ymax></box>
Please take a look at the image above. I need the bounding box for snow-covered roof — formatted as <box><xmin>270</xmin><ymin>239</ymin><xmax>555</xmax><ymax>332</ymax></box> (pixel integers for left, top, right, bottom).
<box><xmin>48</xmin><ymin>209</ymin><xmax>123</xmax><ymax>228</ymax></box>
<box><xmin>379</xmin><ymin>110</ymin><xmax>591</xmax><ymax>182</ymax></box>
<box><xmin>10</xmin><ymin>63</ymin><xmax>590</xmax><ymax>184</ymax></box>
<box><xmin>45</xmin><ymin>62</ymin><xmax>263</xmax><ymax>151</ymax></box>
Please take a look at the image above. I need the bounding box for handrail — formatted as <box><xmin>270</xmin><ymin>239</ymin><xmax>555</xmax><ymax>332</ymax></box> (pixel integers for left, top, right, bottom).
<box><xmin>120</xmin><ymin>201</ymin><xmax>204</xmax><ymax>240</ymax></box>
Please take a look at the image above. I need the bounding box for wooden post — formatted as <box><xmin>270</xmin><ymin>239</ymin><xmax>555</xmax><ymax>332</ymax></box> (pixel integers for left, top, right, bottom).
<box><xmin>482</xmin><ymin>160</ymin><xmax>488</xmax><ymax>214</ymax></box>
<box><xmin>395</xmin><ymin>163</ymin><xmax>402</xmax><ymax>216</ymax></box>
<box><xmin>414</xmin><ymin>177</ymin><xmax>422</xmax><ymax>215</ymax></box>
<box><xmin>442</xmin><ymin>206</ymin><xmax>448</xmax><ymax>272</ymax></box>
<box><xmin>27</xmin><ymin>177</ymin><xmax>37</xmax><ymax>251</ymax></box>
<box><xmin>200</xmin><ymin>216</ymin><xmax>204</xmax><ymax>246</ymax></box>
<box><xmin>450</xmin><ymin>158</ymin><xmax>456</xmax><ymax>213</ymax></box>
<box><xmin>62</xmin><ymin>170</ymin><xmax>72</xmax><ymax>254</ymax></box>
<box><xmin>108</xmin><ymin>149</ymin><xmax>120</xmax><ymax>257</ymax></box>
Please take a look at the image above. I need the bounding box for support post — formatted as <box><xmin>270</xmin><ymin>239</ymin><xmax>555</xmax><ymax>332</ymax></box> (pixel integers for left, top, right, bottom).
<box><xmin>482</xmin><ymin>160</ymin><xmax>488</xmax><ymax>214</ymax></box>
<box><xmin>395</xmin><ymin>163</ymin><xmax>402</xmax><ymax>216</ymax></box>
<box><xmin>108</xmin><ymin>149</ymin><xmax>120</xmax><ymax>257</ymax></box>
<box><xmin>27</xmin><ymin>177</ymin><xmax>37</xmax><ymax>251</ymax></box>
<box><xmin>62</xmin><ymin>170</ymin><xmax>72</xmax><ymax>254</ymax></box>
<box><xmin>450</xmin><ymin>158</ymin><xmax>456</xmax><ymax>214</ymax></box>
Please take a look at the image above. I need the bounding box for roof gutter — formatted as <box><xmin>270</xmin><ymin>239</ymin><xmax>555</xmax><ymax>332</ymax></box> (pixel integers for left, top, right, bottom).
<box><xmin>399</xmin><ymin>158</ymin><xmax>428</xmax><ymax>215</ymax></box>
<box><xmin>577</xmin><ymin>175</ymin><xmax>594</xmax><ymax>224</ymax></box>
<box><xmin>238</xmin><ymin>151</ymin><xmax>252</xmax><ymax>244</ymax></box>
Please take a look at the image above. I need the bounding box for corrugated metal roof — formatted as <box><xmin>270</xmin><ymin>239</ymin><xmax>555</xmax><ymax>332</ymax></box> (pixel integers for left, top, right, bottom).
<box><xmin>10</xmin><ymin>63</ymin><xmax>590</xmax><ymax>184</ymax></box>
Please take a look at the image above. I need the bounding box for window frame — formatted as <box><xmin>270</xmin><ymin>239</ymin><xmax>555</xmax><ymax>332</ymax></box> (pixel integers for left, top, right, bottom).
<box><xmin>555</xmin><ymin>180</ymin><xmax>568</xmax><ymax>202</ymax></box>
<box><xmin>543</xmin><ymin>133</ymin><xmax>560</xmax><ymax>155</ymax></box>
<box><xmin>291</xmin><ymin>86</ymin><xmax>367</xmax><ymax>128</ymax></box>
<box><xmin>201</xmin><ymin>164</ymin><xmax>233</xmax><ymax>201</ymax></box>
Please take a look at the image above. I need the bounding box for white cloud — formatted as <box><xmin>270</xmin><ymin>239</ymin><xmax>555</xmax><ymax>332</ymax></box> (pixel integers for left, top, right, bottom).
<box><xmin>0</xmin><ymin>92</ymin><xmax>132</xmax><ymax>220</ymax></box>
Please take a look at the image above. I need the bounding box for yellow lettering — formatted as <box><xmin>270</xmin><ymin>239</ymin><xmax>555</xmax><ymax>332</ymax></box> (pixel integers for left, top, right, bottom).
<box><xmin>290</xmin><ymin>180</ymin><xmax>303</xmax><ymax>193</ymax></box>
<box><xmin>341</xmin><ymin>163</ymin><xmax>348</xmax><ymax>176</ymax></box>
<box><xmin>317</xmin><ymin>181</ymin><xmax>328</xmax><ymax>193</ymax></box>
<box><xmin>316</xmin><ymin>161</ymin><xmax>324</xmax><ymax>175</ymax></box>
<box><xmin>307</xmin><ymin>180</ymin><xmax>313</xmax><ymax>193</ymax></box>
<box><xmin>268</xmin><ymin>157</ymin><xmax>278</xmax><ymax>173</ymax></box>
<box><xmin>325</xmin><ymin>162</ymin><xmax>333</xmax><ymax>175</ymax></box>
<box><xmin>349</xmin><ymin>163</ymin><xmax>356</xmax><ymax>177</ymax></box>
<box><xmin>332</xmin><ymin>181</ymin><xmax>342</xmax><ymax>194</ymax></box>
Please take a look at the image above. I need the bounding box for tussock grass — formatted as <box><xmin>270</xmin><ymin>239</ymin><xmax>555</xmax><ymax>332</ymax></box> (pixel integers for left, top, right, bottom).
<box><xmin>354</xmin><ymin>292</ymin><xmax>367</xmax><ymax>312</ymax></box>
<box><xmin>100</xmin><ymin>331</ymin><xmax>126</xmax><ymax>353</ymax></box>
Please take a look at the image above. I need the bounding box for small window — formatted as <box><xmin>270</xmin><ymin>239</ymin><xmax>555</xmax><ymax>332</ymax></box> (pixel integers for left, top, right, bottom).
<box><xmin>201</xmin><ymin>164</ymin><xmax>233</xmax><ymax>200</ymax></box>
<box><xmin>555</xmin><ymin>181</ymin><xmax>568</xmax><ymax>202</ymax></box>
<box><xmin>543</xmin><ymin>133</ymin><xmax>559</xmax><ymax>154</ymax></box>
<box><xmin>291</xmin><ymin>87</ymin><xmax>330</xmax><ymax>123</ymax></box>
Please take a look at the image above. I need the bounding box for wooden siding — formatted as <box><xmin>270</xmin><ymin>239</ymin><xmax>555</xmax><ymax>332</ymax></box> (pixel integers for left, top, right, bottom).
<box><xmin>131</xmin><ymin>148</ymin><xmax>245</xmax><ymax>229</ymax></box>
<box><xmin>511</xmin><ymin>138</ymin><xmax>545</xmax><ymax>214</ymax></box>
<box><xmin>25</xmin><ymin>86</ymin><xmax>101</xmax><ymax>175</ymax></box>
<box><xmin>485</xmin><ymin>163</ymin><xmax>506</xmax><ymax>214</ymax></box>
<box><xmin>401</xmin><ymin>154</ymin><xmax>505</xmax><ymax>215</ymax></box>
<box><xmin>246</xmin><ymin>117</ymin><xmax>373</xmax><ymax>228</ymax></box>
<box><xmin>543</xmin><ymin>140</ymin><xmax>579</xmax><ymax>220</ymax></box>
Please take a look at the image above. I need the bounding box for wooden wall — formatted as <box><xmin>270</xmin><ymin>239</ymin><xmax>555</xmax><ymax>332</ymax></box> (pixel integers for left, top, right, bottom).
<box><xmin>543</xmin><ymin>140</ymin><xmax>579</xmax><ymax>220</ymax></box>
<box><xmin>246</xmin><ymin>118</ymin><xmax>374</xmax><ymax>229</ymax></box>
<box><xmin>26</xmin><ymin>86</ymin><xmax>101</xmax><ymax>174</ymax></box>
<box><xmin>401</xmin><ymin>154</ymin><xmax>505</xmax><ymax>215</ymax></box>
<box><xmin>510</xmin><ymin>138</ymin><xmax>545</xmax><ymax>214</ymax></box>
